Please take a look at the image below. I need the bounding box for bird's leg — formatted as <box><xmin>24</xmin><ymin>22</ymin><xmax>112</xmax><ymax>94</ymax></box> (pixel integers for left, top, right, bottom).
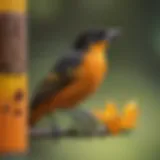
<box><xmin>47</xmin><ymin>112</ymin><xmax>59</xmax><ymax>132</ymax></box>
<box><xmin>67</xmin><ymin>108</ymin><xmax>100</xmax><ymax>134</ymax></box>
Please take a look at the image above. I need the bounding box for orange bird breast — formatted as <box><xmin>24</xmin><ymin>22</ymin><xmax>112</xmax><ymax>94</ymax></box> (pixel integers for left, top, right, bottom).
<box><xmin>48</xmin><ymin>51</ymin><xmax>108</xmax><ymax>109</ymax></box>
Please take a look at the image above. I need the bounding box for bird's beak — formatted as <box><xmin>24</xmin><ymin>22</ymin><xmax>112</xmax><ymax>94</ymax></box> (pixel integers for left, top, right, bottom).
<box><xmin>106</xmin><ymin>28</ymin><xmax>122</xmax><ymax>43</ymax></box>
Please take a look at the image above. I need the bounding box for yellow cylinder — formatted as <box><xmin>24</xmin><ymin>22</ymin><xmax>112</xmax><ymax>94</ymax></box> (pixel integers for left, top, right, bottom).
<box><xmin>0</xmin><ymin>0</ymin><xmax>28</xmax><ymax>154</ymax></box>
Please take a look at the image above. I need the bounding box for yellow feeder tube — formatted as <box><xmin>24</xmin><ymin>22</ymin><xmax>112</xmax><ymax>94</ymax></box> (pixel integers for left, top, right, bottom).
<box><xmin>0</xmin><ymin>0</ymin><xmax>28</xmax><ymax>154</ymax></box>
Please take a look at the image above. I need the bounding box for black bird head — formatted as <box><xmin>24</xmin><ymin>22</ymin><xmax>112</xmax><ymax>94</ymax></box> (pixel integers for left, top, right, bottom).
<box><xmin>73</xmin><ymin>28</ymin><xmax>121</xmax><ymax>51</ymax></box>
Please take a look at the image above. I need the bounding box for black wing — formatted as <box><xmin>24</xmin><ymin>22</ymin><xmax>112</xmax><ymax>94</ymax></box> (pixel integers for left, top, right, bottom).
<box><xmin>30</xmin><ymin>53</ymin><xmax>83</xmax><ymax>110</ymax></box>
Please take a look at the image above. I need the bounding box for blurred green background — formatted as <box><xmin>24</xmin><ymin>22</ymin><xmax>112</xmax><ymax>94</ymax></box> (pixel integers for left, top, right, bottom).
<box><xmin>6</xmin><ymin>0</ymin><xmax>160</xmax><ymax>159</ymax></box>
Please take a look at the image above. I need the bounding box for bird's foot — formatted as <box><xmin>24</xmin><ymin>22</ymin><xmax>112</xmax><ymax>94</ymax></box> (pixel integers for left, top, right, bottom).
<box><xmin>66</xmin><ymin>108</ymin><xmax>99</xmax><ymax>134</ymax></box>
